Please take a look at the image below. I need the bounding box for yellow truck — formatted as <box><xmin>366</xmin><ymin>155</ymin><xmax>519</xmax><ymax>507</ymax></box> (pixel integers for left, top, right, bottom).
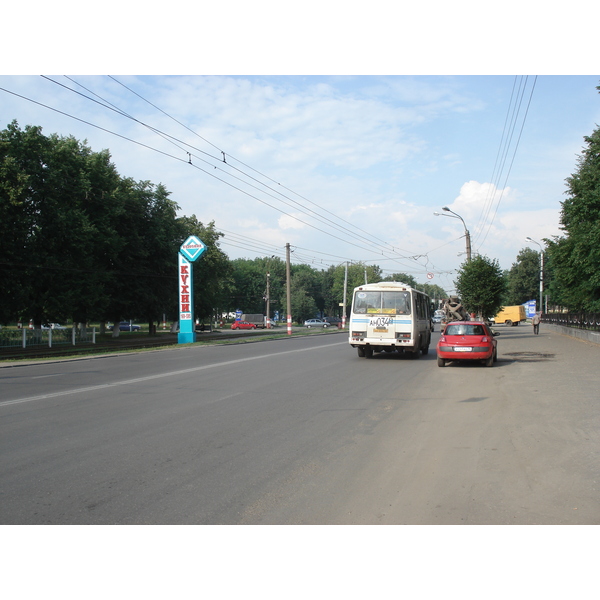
<box><xmin>493</xmin><ymin>305</ymin><xmax>526</xmax><ymax>326</ymax></box>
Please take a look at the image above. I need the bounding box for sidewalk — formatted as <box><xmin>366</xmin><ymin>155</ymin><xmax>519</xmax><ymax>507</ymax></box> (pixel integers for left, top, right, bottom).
<box><xmin>543</xmin><ymin>323</ymin><xmax>600</xmax><ymax>346</ymax></box>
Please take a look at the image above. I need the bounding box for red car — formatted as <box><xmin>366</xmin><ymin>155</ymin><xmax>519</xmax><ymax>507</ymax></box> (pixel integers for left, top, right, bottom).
<box><xmin>231</xmin><ymin>321</ymin><xmax>257</xmax><ymax>330</ymax></box>
<box><xmin>437</xmin><ymin>321</ymin><xmax>499</xmax><ymax>367</ymax></box>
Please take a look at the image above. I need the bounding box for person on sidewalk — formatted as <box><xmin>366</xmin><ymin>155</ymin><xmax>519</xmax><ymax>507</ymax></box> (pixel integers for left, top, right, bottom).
<box><xmin>532</xmin><ymin>312</ymin><xmax>541</xmax><ymax>335</ymax></box>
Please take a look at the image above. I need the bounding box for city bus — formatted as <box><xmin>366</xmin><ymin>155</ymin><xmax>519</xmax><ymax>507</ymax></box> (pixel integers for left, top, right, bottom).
<box><xmin>348</xmin><ymin>281</ymin><xmax>432</xmax><ymax>358</ymax></box>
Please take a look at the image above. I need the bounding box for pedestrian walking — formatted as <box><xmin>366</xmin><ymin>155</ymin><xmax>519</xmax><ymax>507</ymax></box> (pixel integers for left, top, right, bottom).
<box><xmin>532</xmin><ymin>312</ymin><xmax>541</xmax><ymax>335</ymax></box>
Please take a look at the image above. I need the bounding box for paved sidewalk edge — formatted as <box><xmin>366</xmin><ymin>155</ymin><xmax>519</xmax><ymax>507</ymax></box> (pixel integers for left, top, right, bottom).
<box><xmin>544</xmin><ymin>323</ymin><xmax>600</xmax><ymax>346</ymax></box>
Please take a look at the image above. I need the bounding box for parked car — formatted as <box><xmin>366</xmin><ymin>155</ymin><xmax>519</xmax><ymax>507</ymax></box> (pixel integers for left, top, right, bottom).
<box><xmin>41</xmin><ymin>323</ymin><xmax>67</xmax><ymax>330</ymax></box>
<box><xmin>264</xmin><ymin>319</ymin><xmax>278</xmax><ymax>328</ymax></box>
<box><xmin>304</xmin><ymin>319</ymin><xmax>329</xmax><ymax>328</ymax></box>
<box><xmin>323</xmin><ymin>316</ymin><xmax>342</xmax><ymax>325</ymax></box>
<box><xmin>118</xmin><ymin>322</ymin><xmax>141</xmax><ymax>331</ymax></box>
<box><xmin>231</xmin><ymin>321</ymin><xmax>257</xmax><ymax>330</ymax></box>
<box><xmin>436</xmin><ymin>321</ymin><xmax>499</xmax><ymax>367</ymax></box>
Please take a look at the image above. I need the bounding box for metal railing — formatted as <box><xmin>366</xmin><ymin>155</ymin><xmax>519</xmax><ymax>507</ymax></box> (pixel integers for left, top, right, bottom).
<box><xmin>0</xmin><ymin>327</ymin><xmax>97</xmax><ymax>349</ymax></box>
<box><xmin>542</xmin><ymin>313</ymin><xmax>600</xmax><ymax>331</ymax></box>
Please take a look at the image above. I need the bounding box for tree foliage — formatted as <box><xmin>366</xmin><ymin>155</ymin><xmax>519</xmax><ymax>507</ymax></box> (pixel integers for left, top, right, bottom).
<box><xmin>455</xmin><ymin>255</ymin><xmax>505</xmax><ymax>319</ymax></box>
<box><xmin>0</xmin><ymin>121</ymin><xmax>230</xmax><ymax>330</ymax></box>
<box><xmin>546</xmin><ymin>118</ymin><xmax>600</xmax><ymax>311</ymax></box>
<box><xmin>504</xmin><ymin>247</ymin><xmax>541</xmax><ymax>305</ymax></box>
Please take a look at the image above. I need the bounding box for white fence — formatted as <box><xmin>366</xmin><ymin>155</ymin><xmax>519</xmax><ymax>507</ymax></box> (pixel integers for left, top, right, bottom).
<box><xmin>0</xmin><ymin>328</ymin><xmax>96</xmax><ymax>349</ymax></box>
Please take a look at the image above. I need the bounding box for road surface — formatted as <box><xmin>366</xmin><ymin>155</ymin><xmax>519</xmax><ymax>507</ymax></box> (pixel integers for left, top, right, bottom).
<box><xmin>1</xmin><ymin>325</ymin><xmax>598</xmax><ymax>524</ymax></box>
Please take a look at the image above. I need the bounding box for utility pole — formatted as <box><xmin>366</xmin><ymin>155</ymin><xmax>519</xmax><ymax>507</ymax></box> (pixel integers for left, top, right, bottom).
<box><xmin>286</xmin><ymin>243</ymin><xmax>292</xmax><ymax>336</ymax></box>
<box><xmin>342</xmin><ymin>262</ymin><xmax>348</xmax><ymax>329</ymax></box>
<box><xmin>266</xmin><ymin>270</ymin><xmax>270</xmax><ymax>328</ymax></box>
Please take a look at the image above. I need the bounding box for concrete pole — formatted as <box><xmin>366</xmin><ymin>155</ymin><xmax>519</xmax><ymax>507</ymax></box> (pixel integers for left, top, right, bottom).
<box><xmin>286</xmin><ymin>243</ymin><xmax>292</xmax><ymax>336</ymax></box>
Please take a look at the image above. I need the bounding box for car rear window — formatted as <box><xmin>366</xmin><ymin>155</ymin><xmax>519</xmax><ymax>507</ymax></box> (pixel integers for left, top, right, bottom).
<box><xmin>445</xmin><ymin>324</ymin><xmax>485</xmax><ymax>335</ymax></box>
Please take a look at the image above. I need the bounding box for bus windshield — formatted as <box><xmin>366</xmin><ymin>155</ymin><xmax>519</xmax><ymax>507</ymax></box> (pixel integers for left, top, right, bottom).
<box><xmin>353</xmin><ymin>291</ymin><xmax>411</xmax><ymax>315</ymax></box>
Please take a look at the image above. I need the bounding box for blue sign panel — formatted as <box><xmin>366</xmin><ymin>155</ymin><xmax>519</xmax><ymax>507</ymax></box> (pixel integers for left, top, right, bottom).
<box><xmin>180</xmin><ymin>236</ymin><xmax>206</xmax><ymax>262</ymax></box>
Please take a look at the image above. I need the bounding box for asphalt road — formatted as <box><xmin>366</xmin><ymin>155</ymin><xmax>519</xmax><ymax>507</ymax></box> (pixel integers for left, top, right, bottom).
<box><xmin>1</xmin><ymin>325</ymin><xmax>599</xmax><ymax>524</ymax></box>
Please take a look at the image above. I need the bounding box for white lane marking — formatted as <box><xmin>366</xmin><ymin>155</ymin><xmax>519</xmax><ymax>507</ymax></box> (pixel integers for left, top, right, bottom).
<box><xmin>0</xmin><ymin>341</ymin><xmax>346</xmax><ymax>408</ymax></box>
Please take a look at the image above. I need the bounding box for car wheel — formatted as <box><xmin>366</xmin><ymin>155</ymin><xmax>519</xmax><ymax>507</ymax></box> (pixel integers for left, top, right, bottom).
<box><xmin>323</xmin><ymin>324</ymin><xmax>328</xmax><ymax>328</ymax></box>
<box><xmin>307</xmin><ymin>325</ymin><xmax>311</xmax><ymax>328</ymax></box>
<box><xmin>437</xmin><ymin>356</ymin><xmax>446</xmax><ymax>367</ymax></box>
<box><xmin>485</xmin><ymin>354</ymin><xmax>494</xmax><ymax>367</ymax></box>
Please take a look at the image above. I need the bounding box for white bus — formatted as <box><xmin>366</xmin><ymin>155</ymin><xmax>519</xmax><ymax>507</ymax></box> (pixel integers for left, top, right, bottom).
<box><xmin>349</xmin><ymin>281</ymin><xmax>432</xmax><ymax>358</ymax></box>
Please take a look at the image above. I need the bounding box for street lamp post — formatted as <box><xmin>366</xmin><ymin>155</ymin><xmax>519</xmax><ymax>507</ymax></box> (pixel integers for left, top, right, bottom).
<box><xmin>434</xmin><ymin>207</ymin><xmax>471</xmax><ymax>261</ymax></box>
<box><xmin>526</xmin><ymin>237</ymin><xmax>544</xmax><ymax>313</ymax></box>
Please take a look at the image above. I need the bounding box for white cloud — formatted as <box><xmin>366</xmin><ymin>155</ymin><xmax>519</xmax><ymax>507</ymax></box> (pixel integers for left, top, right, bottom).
<box><xmin>278</xmin><ymin>213</ymin><xmax>307</xmax><ymax>230</ymax></box>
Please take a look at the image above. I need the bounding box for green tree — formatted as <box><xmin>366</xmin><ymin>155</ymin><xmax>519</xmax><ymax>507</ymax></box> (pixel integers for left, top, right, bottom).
<box><xmin>229</xmin><ymin>258</ymin><xmax>270</xmax><ymax>315</ymax></box>
<box><xmin>455</xmin><ymin>255</ymin><xmax>505</xmax><ymax>319</ymax></box>
<box><xmin>421</xmin><ymin>283</ymin><xmax>447</xmax><ymax>307</ymax></box>
<box><xmin>327</xmin><ymin>262</ymin><xmax>383</xmax><ymax>318</ymax></box>
<box><xmin>289</xmin><ymin>263</ymin><xmax>321</xmax><ymax>322</ymax></box>
<box><xmin>505</xmin><ymin>247</ymin><xmax>541</xmax><ymax>305</ymax></box>
<box><xmin>0</xmin><ymin>122</ymin><xmax>123</xmax><ymax>326</ymax></box>
<box><xmin>546</xmin><ymin>114</ymin><xmax>600</xmax><ymax>311</ymax></box>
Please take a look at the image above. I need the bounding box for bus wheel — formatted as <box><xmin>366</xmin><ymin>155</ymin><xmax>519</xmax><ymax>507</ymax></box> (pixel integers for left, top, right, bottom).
<box><xmin>505</xmin><ymin>320</ymin><xmax>512</xmax><ymax>326</ymax></box>
<box><xmin>422</xmin><ymin>345</ymin><xmax>429</xmax><ymax>355</ymax></box>
<box><xmin>365</xmin><ymin>347</ymin><xmax>374</xmax><ymax>359</ymax></box>
<box><xmin>357</xmin><ymin>346</ymin><xmax>365</xmax><ymax>358</ymax></box>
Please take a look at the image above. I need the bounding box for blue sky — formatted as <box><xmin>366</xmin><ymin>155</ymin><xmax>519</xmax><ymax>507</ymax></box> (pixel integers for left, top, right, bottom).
<box><xmin>2</xmin><ymin>6</ymin><xmax>599</xmax><ymax>295</ymax></box>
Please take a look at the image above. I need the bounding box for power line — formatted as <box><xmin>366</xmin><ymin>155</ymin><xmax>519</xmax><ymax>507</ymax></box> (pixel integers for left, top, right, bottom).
<box><xmin>472</xmin><ymin>76</ymin><xmax>537</xmax><ymax>251</ymax></box>
<box><xmin>39</xmin><ymin>75</ymin><xmax>425</xmax><ymax>265</ymax></box>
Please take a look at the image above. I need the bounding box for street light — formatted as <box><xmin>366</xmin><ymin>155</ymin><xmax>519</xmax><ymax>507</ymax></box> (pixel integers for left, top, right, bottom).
<box><xmin>526</xmin><ymin>237</ymin><xmax>544</xmax><ymax>312</ymax></box>
<box><xmin>434</xmin><ymin>207</ymin><xmax>472</xmax><ymax>261</ymax></box>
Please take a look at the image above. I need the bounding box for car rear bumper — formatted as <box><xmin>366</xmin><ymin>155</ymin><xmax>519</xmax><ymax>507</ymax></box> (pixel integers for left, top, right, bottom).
<box><xmin>437</xmin><ymin>348</ymin><xmax>493</xmax><ymax>360</ymax></box>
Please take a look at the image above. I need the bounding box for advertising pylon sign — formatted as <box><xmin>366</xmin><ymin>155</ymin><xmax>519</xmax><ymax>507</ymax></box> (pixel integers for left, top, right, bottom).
<box><xmin>178</xmin><ymin>236</ymin><xmax>206</xmax><ymax>344</ymax></box>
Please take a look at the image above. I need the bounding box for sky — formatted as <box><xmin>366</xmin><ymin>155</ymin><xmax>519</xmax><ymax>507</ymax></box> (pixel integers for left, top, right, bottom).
<box><xmin>2</xmin><ymin>4</ymin><xmax>599</xmax><ymax>301</ymax></box>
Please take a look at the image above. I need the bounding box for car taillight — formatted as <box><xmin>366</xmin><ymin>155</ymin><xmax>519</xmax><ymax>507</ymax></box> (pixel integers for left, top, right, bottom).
<box><xmin>440</xmin><ymin>335</ymin><xmax>446</xmax><ymax>342</ymax></box>
<box><xmin>481</xmin><ymin>336</ymin><xmax>489</xmax><ymax>342</ymax></box>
